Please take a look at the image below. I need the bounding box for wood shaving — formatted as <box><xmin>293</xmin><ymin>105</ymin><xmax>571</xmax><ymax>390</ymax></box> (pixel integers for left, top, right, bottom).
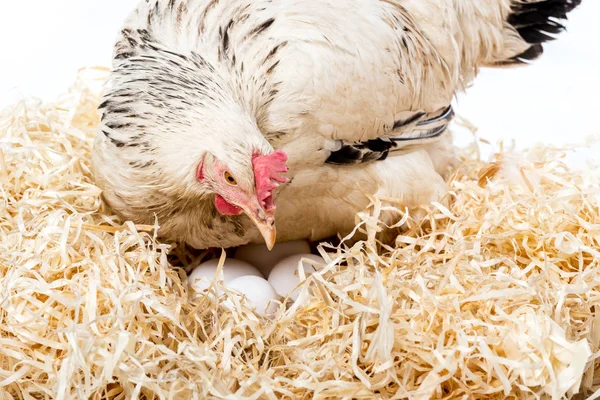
<box><xmin>1</xmin><ymin>69</ymin><xmax>599</xmax><ymax>399</ymax></box>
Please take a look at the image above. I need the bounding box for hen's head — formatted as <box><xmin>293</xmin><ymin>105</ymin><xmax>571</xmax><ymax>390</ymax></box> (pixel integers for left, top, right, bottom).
<box><xmin>199</xmin><ymin>150</ymin><xmax>288</xmax><ymax>248</ymax></box>
<box><xmin>92</xmin><ymin>41</ymin><xmax>288</xmax><ymax>249</ymax></box>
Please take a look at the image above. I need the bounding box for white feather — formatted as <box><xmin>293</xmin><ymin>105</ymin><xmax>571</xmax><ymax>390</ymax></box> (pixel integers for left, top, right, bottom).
<box><xmin>92</xmin><ymin>0</ymin><xmax>575</xmax><ymax>248</ymax></box>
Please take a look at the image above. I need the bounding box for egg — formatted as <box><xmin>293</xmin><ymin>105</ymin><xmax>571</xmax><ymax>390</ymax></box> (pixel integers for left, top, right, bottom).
<box><xmin>224</xmin><ymin>275</ymin><xmax>279</xmax><ymax>318</ymax></box>
<box><xmin>234</xmin><ymin>240</ymin><xmax>311</xmax><ymax>277</ymax></box>
<box><xmin>268</xmin><ymin>253</ymin><xmax>325</xmax><ymax>300</ymax></box>
<box><xmin>188</xmin><ymin>258</ymin><xmax>263</xmax><ymax>294</ymax></box>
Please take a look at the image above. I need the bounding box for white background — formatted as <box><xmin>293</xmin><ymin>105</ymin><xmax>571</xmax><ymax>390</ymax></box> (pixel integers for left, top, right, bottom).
<box><xmin>0</xmin><ymin>0</ymin><xmax>598</xmax><ymax>160</ymax></box>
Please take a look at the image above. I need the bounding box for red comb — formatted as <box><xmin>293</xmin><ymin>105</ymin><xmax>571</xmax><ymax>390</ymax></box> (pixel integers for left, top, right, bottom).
<box><xmin>252</xmin><ymin>150</ymin><xmax>289</xmax><ymax>212</ymax></box>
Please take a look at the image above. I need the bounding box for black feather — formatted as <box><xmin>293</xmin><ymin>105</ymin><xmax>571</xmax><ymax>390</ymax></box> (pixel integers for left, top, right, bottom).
<box><xmin>506</xmin><ymin>0</ymin><xmax>582</xmax><ymax>64</ymax></box>
<box><xmin>220</xmin><ymin>19</ymin><xmax>234</xmax><ymax>58</ymax></box>
<box><xmin>326</xmin><ymin>142</ymin><xmax>392</xmax><ymax>165</ymax></box>
<box><xmin>512</xmin><ymin>44</ymin><xmax>544</xmax><ymax>63</ymax></box>
<box><xmin>248</xmin><ymin>18</ymin><xmax>275</xmax><ymax>38</ymax></box>
<box><xmin>392</xmin><ymin>112</ymin><xmax>425</xmax><ymax>130</ymax></box>
<box><xmin>264</xmin><ymin>41</ymin><xmax>288</xmax><ymax>62</ymax></box>
<box><xmin>325</xmin><ymin>106</ymin><xmax>454</xmax><ymax>165</ymax></box>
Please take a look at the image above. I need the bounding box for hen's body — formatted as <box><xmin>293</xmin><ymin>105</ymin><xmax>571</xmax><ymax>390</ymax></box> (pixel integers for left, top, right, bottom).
<box><xmin>93</xmin><ymin>0</ymin><xmax>580</xmax><ymax>248</ymax></box>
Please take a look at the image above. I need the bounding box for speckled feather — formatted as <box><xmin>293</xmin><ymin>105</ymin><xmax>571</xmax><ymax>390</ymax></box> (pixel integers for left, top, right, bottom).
<box><xmin>92</xmin><ymin>0</ymin><xmax>581</xmax><ymax>248</ymax></box>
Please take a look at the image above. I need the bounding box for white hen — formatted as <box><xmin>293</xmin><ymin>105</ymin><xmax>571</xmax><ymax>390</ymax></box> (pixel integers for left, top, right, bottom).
<box><xmin>92</xmin><ymin>0</ymin><xmax>581</xmax><ymax>249</ymax></box>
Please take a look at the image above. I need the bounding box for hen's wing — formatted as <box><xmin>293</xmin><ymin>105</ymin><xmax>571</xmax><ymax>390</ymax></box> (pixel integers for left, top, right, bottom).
<box><xmin>299</xmin><ymin>0</ymin><xmax>583</xmax><ymax>165</ymax></box>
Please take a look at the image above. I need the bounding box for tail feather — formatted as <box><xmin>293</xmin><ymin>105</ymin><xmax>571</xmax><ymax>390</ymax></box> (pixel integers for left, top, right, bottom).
<box><xmin>494</xmin><ymin>0</ymin><xmax>582</xmax><ymax>66</ymax></box>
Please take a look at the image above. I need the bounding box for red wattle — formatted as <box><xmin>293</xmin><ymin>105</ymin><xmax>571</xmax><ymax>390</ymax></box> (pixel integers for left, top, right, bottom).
<box><xmin>214</xmin><ymin>195</ymin><xmax>242</xmax><ymax>216</ymax></box>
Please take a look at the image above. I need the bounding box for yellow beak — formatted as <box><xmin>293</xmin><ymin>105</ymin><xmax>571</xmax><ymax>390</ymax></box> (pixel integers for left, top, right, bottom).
<box><xmin>244</xmin><ymin>209</ymin><xmax>277</xmax><ymax>250</ymax></box>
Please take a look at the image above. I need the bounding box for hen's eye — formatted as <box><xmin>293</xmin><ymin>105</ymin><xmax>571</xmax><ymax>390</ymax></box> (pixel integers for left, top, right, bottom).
<box><xmin>224</xmin><ymin>171</ymin><xmax>237</xmax><ymax>185</ymax></box>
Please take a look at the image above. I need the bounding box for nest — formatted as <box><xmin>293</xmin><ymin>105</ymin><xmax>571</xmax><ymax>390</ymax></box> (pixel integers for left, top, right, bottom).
<box><xmin>1</xmin><ymin>68</ymin><xmax>600</xmax><ymax>400</ymax></box>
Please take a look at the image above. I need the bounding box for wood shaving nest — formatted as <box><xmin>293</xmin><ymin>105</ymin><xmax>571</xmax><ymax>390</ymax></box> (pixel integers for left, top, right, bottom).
<box><xmin>1</xmin><ymin>68</ymin><xmax>600</xmax><ymax>400</ymax></box>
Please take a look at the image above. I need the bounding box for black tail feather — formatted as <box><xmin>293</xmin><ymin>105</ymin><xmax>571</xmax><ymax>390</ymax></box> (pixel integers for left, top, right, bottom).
<box><xmin>507</xmin><ymin>0</ymin><xmax>582</xmax><ymax>64</ymax></box>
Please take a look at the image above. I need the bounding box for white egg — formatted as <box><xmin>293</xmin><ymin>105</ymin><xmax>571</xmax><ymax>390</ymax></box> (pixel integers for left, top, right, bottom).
<box><xmin>268</xmin><ymin>253</ymin><xmax>325</xmax><ymax>300</ymax></box>
<box><xmin>188</xmin><ymin>258</ymin><xmax>263</xmax><ymax>294</ymax></box>
<box><xmin>234</xmin><ymin>240</ymin><xmax>311</xmax><ymax>277</ymax></box>
<box><xmin>224</xmin><ymin>276</ymin><xmax>279</xmax><ymax>318</ymax></box>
